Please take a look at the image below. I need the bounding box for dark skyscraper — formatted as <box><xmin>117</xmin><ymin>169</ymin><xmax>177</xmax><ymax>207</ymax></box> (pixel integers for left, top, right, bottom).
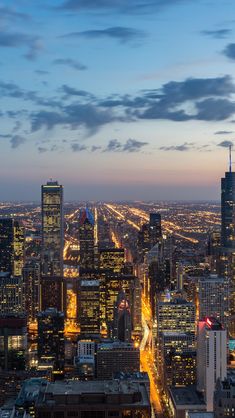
<box><xmin>0</xmin><ymin>219</ymin><xmax>24</xmax><ymax>277</ymax></box>
<box><xmin>79</xmin><ymin>208</ymin><xmax>95</xmax><ymax>270</ymax></box>
<box><xmin>149</xmin><ymin>213</ymin><xmax>162</xmax><ymax>248</ymax></box>
<box><xmin>221</xmin><ymin>148</ymin><xmax>235</xmax><ymax>248</ymax></box>
<box><xmin>41</xmin><ymin>181</ymin><xmax>64</xmax><ymax>277</ymax></box>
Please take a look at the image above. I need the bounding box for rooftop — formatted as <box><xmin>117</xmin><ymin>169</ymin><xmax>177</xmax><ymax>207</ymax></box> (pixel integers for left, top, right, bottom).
<box><xmin>170</xmin><ymin>386</ymin><xmax>205</xmax><ymax>407</ymax></box>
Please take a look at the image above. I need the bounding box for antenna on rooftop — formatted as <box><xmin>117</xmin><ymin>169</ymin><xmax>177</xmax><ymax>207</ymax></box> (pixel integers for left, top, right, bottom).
<box><xmin>229</xmin><ymin>145</ymin><xmax>232</xmax><ymax>173</ymax></box>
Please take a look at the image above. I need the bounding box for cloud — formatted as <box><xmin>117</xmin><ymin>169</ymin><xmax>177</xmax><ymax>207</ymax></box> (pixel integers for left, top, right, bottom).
<box><xmin>71</xmin><ymin>143</ymin><xmax>87</xmax><ymax>152</ymax></box>
<box><xmin>122</xmin><ymin>138</ymin><xmax>148</xmax><ymax>152</ymax></box>
<box><xmin>0</xmin><ymin>32</ymin><xmax>42</xmax><ymax>60</ymax></box>
<box><xmin>60</xmin><ymin>85</ymin><xmax>94</xmax><ymax>99</ymax></box>
<box><xmin>38</xmin><ymin>146</ymin><xmax>48</xmax><ymax>153</ymax></box>
<box><xmin>214</xmin><ymin>130</ymin><xmax>233</xmax><ymax>135</ymax></box>
<box><xmin>35</xmin><ymin>70</ymin><xmax>50</xmax><ymax>75</ymax></box>
<box><xmin>60</xmin><ymin>0</ymin><xmax>190</xmax><ymax>14</ymax></box>
<box><xmin>160</xmin><ymin>142</ymin><xmax>194</xmax><ymax>152</ymax></box>
<box><xmin>195</xmin><ymin>98</ymin><xmax>235</xmax><ymax>121</ymax></box>
<box><xmin>223</xmin><ymin>43</ymin><xmax>235</xmax><ymax>60</ymax></box>
<box><xmin>30</xmin><ymin>104</ymin><xmax>118</xmax><ymax>134</ymax></box>
<box><xmin>0</xmin><ymin>6</ymin><xmax>29</xmax><ymax>24</ymax></box>
<box><xmin>63</xmin><ymin>26</ymin><xmax>147</xmax><ymax>44</ymax></box>
<box><xmin>10</xmin><ymin>135</ymin><xmax>26</xmax><ymax>149</ymax></box>
<box><xmin>217</xmin><ymin>140</ymin><xmax>234</xmax><ymax>148</ymax></box>
<box><xmin>201</xmin><ymin>29</ymin><xmax>231</xmax><ymax>39</ymax></box>
<box><xmin>91</xmin><ymin>145</ymin><xmax>102</xmax><ymax>152</ymax></box>
<box><xmin>53</xmin><ymin>58</ymin><xmax>87</xmax><ymax>71</ymax></box>
<box><xmin>104</xmin><ymin>138</ymin><xmax>148</xmax><ymax>152</ymax></box>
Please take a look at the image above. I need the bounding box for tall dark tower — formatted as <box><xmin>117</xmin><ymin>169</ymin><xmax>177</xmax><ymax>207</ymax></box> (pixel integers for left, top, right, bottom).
<box><xmin>221</xmin><ymin>146</ymin><xmax>235</xmax><ymax>249</ymax></box>
<box><xmin>0</xmin><ymin>219</ymin><xmax>24</xmax><ymax>276</ymax></box>
<box><xmin>149</xmin><ymin>213</ymin><xmax>162</xmax><ymax>248</ymax></box>
<box><xmin>41</xmin><ymin>181</ymin><xmax>64</xmax><ymax>312</ymax></box>
<box><xmin>41</xmin><ymin>181</ymin><xmax>64</xmax><ymax>277</ymax></box>
<box><xmin>79</xmin><ymin>208</ymin><xmax>95</xmax><ymax>270</ymax></box>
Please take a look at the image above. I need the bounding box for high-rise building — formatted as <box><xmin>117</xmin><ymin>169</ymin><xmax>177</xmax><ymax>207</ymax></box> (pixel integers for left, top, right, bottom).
<box><xmin>157</xmin><ymin>296</ymin><xmax>196</xmax><ymax>336</ymax></box>
<box><xmin>149</xmin><ymin>212</ymin><xmax>162</xmax><ymax>248</ymax></box>
<box><xmin>79</xmin><ymin>208</ymin><xmax>95</xmax><ymax>270</ymax></box>
<box><xmin>40</xmin><ymin>276</ymin><xmax>65</xmax><ymax>312</ymax></box>
<box><xmin>0</xmin><ymin>219</ymin><xmax>24</xmax><ymax>276</ymax></box>
<box><xmin>197</xmin><ymin>317</ymin><xmax>227</xmax><ymax>412</ymax></box>
<box><xmin>23</xmin><ymin>260</ymin><xmax>40</xmax><ymax>322</ymax></box>
<box><xmin>96</xmin><ymin>341</ymin><xmax>140</xmax><ymax>379</ymax></box>
<box><xmin>221</xmin><ymin>157</ymin><xmax>235</xmax><ymax>249</ymax></box>
<box><xmin>0</xmin><ymin>314</ymin><xmax>27</xmax><ymax>371</ymax></box>
<box><xmin>198</xmin><ymin>274</ymin><xmax>229</xmax><ymax>327</ymax></box>
<box><xmin>164</xmin><ymin>349</ymin><xmax>197</xmax><ymax>387</ymax></box>
<box><xmin>0</xmin><ymin>272</ymin><xmax>24</xmax><ymax>314</ymax></box>
<box><xmin>41</xmin><ymin>181</ymin><xmax>64</xmax><ymax>277</ymax></box>
<box><xmin>113</xmin><ymin>291</ymin><xmax>132</xmax><ymax>342</ymax></box>
<box><xmin>37</xmin><ymin>308</ymin><xmax>65</xmax><ymax>374</ymax></box>
<box><xmin>78</xmin><ymin>279</ymin><xmax>100</xmax><ymax>335</ymax></box>
<box><xmin>99</xmin><ymin>248</ymin><xmax>124</xmax><ymax>273</ymax></box>
<box><xmin>214</xmin><ymin>370</ymin><xmax>235</xmax><ymax>417</ymax></box>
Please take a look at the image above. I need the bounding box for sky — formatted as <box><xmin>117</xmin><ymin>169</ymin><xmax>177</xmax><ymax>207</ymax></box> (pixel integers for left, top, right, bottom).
<box><xmin>1</xmin><ymin>0</ymin><xmax>235</xmax><ymax>201</ymax></box>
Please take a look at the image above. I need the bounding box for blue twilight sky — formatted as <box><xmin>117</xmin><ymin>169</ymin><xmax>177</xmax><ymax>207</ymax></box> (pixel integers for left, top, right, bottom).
<box><xmin>1</xmin><ymin>0</ymin><xmax>235</xmax><ymax>201</ymax></box>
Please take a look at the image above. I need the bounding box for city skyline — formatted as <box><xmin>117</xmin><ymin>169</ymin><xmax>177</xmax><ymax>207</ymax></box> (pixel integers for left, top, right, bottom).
<box><xmin>1</xmin><ymin>0</ymin><xmax>235</xmax><ymax>200</ymax></box>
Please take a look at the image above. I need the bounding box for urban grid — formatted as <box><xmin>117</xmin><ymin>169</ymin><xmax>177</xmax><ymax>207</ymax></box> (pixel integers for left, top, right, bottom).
<box><xmin>1</xmin><ymin>1</ymin><xmax>235</xmax><ymax>418</ymax></box>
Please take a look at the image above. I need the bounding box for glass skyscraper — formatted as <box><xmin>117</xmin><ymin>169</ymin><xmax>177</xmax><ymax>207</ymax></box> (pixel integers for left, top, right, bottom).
<box><xmin>41</xmin><ymin>181</ymin><xmax>64</xmax><ymax>277</ymax></box>
<box><xmin>221</xmin><ymin>170</ymin><xmax>235</xmax><ymax>248</ymax></box>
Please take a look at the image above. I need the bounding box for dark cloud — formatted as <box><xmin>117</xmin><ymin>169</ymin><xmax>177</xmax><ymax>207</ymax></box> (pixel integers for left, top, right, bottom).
<box><xmin>104</xmin><ymin>138</ymin><xmax>148</xmax><ymax>152</ymax></box>
<box><xmin>195</xmin><ymin>98</ymin><xmax>235</xmax><ymax>121</ymax></box>
<box><xmin>122</xmin><ymin>138</ymin><xmax>148</xmax><ymax>152</ymax></box>
<box><xmin>60</xmin><ymin>0</ymin><xmax>190</xmax><ymax>14</ymax></box>
<box><xmin>0</xmin><ymin>134</ymin><xmax>11</xmax><ymax>139</ymax></box>
<box><xmin>38</xmin><ymin>147</ymin><xmax>48</xmax><ymax>153</ymax></box>
<box><xmin>201</xmin><ymin>29</ymin><xmax>231</xmax><ymax>39</ymax></box>
<box><xmin>71</xmin><ymin>143</ymin><xmax>87</xmax><ymax>152</ymax></box>
<box><xmin>104</xmin><ymin>139</ymin><xmax>122</xmax><ymax>152</ymax></box>
<box><xmin>53</xmin><ymin>58</ymin><xmax>87</xmax><ymax>71</ymax></box>
<box><xmin>223</xmin><ymin>43</ymin><xmax>235</xmax><ymax>60</ymax></box>
<box><xmin>60</xmin><ymin>85</ymin><xmax>94</xmax><ymax>99</ymax></box>
<box><xmin>10</xmin><ymin>135</ymin><xmax>26</xmax><ymax>149</ymax></box>
<box><xmin>214</xmin><ymin>130</ymin><xmax>233</xmax><ymax>135</ymax></box>
<box><xmin>0</xmin><ymin>32</ymin><xmax>42</xmax><ymax>60</ymax></box>
<box><xmin>63</xmin><ymin>26</ymin><xmax>147</xmax><ymax>44</ymax></box>
<box><xmin>0</xmin><ymin>6</ymin><xmax>29</xmax><ymax>24</ymax></box>
<box><xmin>160</xmin><ymin>142</ymin><xmax>194</xmax><ymax>152</ymax></box>
<box><xmin>91</xmin><ymin>145</ymin><xmax>102</xmax><ymax>152</ymax></box>
<box><xmin>30</xmin><ymin>104</ymin><xmax>118</xmax><ymax>134</ymax></box>
<box><xmin>218</xmin><ymin>140</ymin><xmax>234</xmax><ymax>148</ymax></box>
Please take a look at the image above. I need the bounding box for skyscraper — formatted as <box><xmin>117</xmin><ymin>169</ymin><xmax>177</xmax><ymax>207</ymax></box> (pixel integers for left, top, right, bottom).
<box><xmin>149</xmin><ymin>212</ymin><xmax>162</xmax><ymax>248</ymax></box>
<box><xmin>0</xmin><ymin>219</ymin><xmax>24</xmax><ymax>276</ymax></box>
<box><xmin>78</xmin><ymin>279</ymin><xmax>100</xmax><ymax>335</ymax></box>
<box><xmin>41</xmin><ymin>181</ymin><xmax>64</xmax><ymax>312</ymax></box>
<box><xmin>41</xmin><ymin>181</ymin><xmax>64</xmax><ymax>277</ymax></box>
<box><xmin>221</xmin><ymin>149</ymin><xmax>235</xmax><ymax>249</ymax></box>
<box><xmin>197</xmin><ymin>318</ymin><xmax>227</xmax><ymax>412</ymax></box>
<box><xmin>23</xmin><ymin>261</ymin><xmax>40</xmax><ymax>322</ymax></box>
<box><xmin>79</xmin><ymin>208</ymin><xmax>95</xmax><ymax>270</ymax></box>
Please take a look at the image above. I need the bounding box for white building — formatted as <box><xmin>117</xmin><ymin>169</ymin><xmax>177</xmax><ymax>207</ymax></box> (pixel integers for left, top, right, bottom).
<box><xmin>197</xmin><ymin>318</ymin><xmax>227</xmax><ymax>412</ymax></box>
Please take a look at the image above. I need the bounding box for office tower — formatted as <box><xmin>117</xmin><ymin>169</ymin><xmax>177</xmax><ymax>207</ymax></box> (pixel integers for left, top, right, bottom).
<box><xmin>145</xmin><ymin>243</ymin><xmax>166</xmax><ymax>319</ymax></box>
<box><xmin>96</xmin><ymin>341</ymin><xmax>140</xmax><ymax>379</ymax></box>
<box><xmin>99</xmin><ymin>248</ymin><xmax>124</xmax><ymax>273</ymax></box>
<box><xmin>41</xmin><ymin>180</ymin><xmax>64</xmax><ymax>277</ymax></box>
<box><xmin>198</xmin><ymin>274</ymin><xmax>229</xmax><ymax>327</ymax></box>
<box><xmin>221</xmin><ymin>150</ymin><xmax>235</xmax><ymax>249</ymax></box>
<box><xmin>79</xmin><ymin>208</ymin><xmax>95</xmax><ymax>270</ymax></box>
<box><xmin>23</xmin><ymin>379</ymin><xmax>151</xmax><ymax>418</ymax></box>
<box><xmin>23</xmin><ymin>260</ymin><xmax>40</xmax><ymax>322</ymax></box>
<box><xmin>75</xmin><ymin>340</ymin><xmax>96</xmax><ymax>379</ymax></box>
<box><xmin>149</xmin><ymin>212</ymin><xmax>162</xmax><ymax>248</ymax></box>
<box><xmin>37</xmin><ymin>308</ymin><xmax>65</xmax><ymax>374</ymax></box>
<box><xmin>113</xmin><ymin>291</ymin><xmax>132</xmax><ymax>342</ymax></box>
<box><xmin>137</xmin><ymin>222</ymin><xmax>150</xmax><ymax>261</ymax></box>
<box><xmin>78</xmin><ymin>279</ymin><xmax>100</xmax><ymax>335</ymax></box>
<box><xmin>0</xmin><ymin>314</ymin><xmax>27</xmax><ymax>371</ymax></box>
<box><xmin>0</xmin><ymin>218</ymin><xmax>24</xmax><ymax>276</ymax></box>
<box><xmin>214</xmin><ymin>370</ymin><xmax>235</xmax><ymax>417</ymax></box>
<box><xmin>197</xmin><ymin>318</ymin><xmax>227</xmax><ymax>412</ymax></box>
<box><xmin>0</xmin><ymin>272</ymin><xmax>24</xmax><ymax>314</ymax></box>
<box><xmin>164</xmin><ymin>349</ymin><xmax>196</xmax><ymax>387</ymax></box>
<box><xmin>157</xmin><ymin>296</ymin><xmax>196</xmax><ymax>336</ymax></box>
<box><xmin>40</xmin><ymin>276</ymin><xmax>65</xmax><ymax>312</ymax></box>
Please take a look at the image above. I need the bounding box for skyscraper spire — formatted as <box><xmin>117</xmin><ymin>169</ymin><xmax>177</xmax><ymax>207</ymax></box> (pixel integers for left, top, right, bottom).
<box><xmin>229</xmin><ymin>144</ymin><xmax>232</xmax><ymax>173</ymax></box>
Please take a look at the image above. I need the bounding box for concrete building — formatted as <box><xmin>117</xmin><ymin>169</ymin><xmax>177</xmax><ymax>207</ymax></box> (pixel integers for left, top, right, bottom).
<box><xmin>96</xmin><ymin>341</ymin><xmax>140</xmax><ymax>379</ymax></box>
<box><xmin>214</xmin><ymin>370</ymin><xmax>235</xmax><ymax>417</ymax></box>
<box><xmin>197</xmin><ymin>318</ymin><xmax>227</xmax><ymax>412</ymax></box>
